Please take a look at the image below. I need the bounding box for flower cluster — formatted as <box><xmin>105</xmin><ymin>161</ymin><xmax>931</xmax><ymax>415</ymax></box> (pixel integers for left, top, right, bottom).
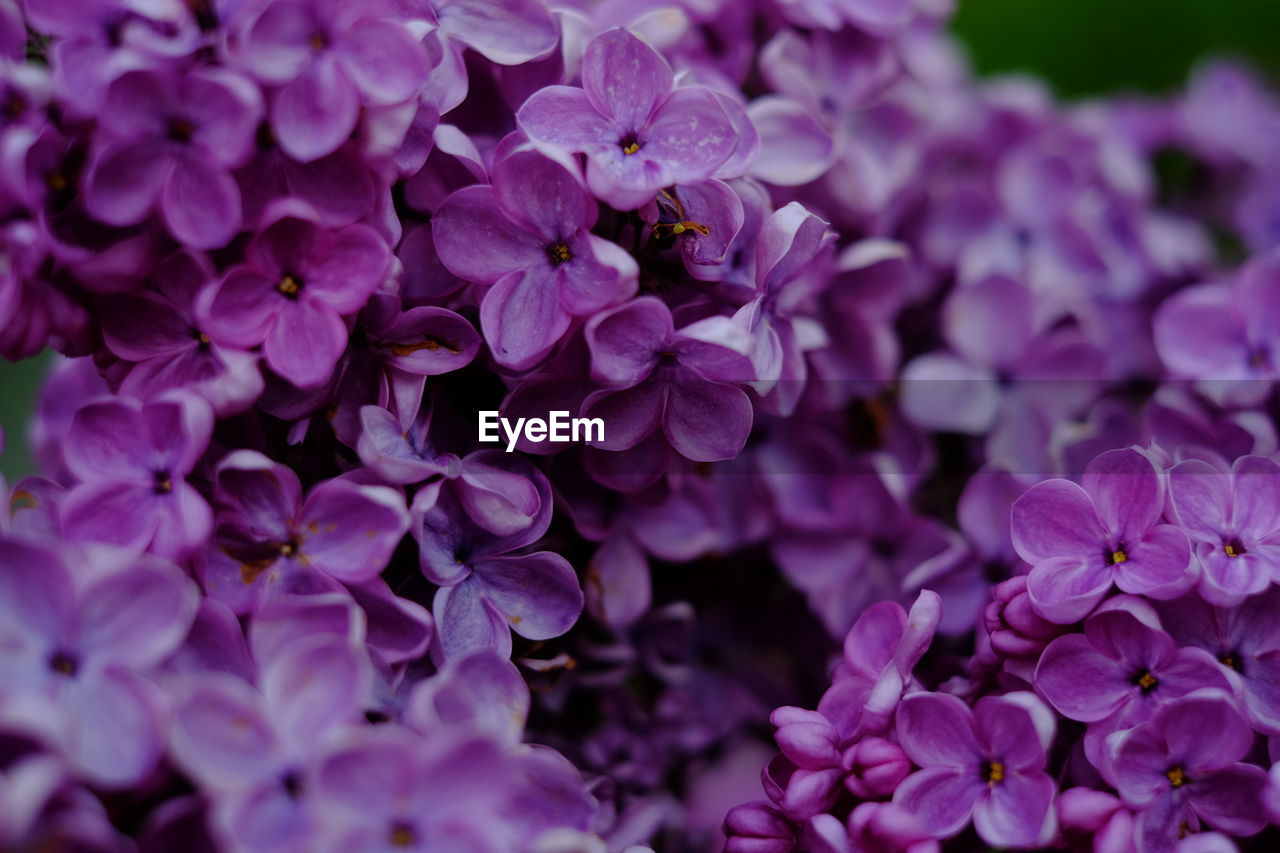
<box><xmin>4</xmin><ymin>0</ymin><xmax>1280</xmax><ymax>850</ymax></box>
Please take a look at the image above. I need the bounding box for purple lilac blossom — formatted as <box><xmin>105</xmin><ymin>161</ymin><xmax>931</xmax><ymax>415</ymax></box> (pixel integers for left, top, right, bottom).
<box><xmin>7</xmin><ymin>0</ymin><xmax>1280</xmax><ymax>850</ymax></box>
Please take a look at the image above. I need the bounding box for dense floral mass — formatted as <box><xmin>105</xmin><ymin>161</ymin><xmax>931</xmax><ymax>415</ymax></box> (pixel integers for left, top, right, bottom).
<box><xmin>3</xmin><ymin>0</ymin><xmax>1280</xmax><ymax>849</ymax></box>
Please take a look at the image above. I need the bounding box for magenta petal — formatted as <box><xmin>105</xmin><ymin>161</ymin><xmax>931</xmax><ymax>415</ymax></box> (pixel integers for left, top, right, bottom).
<box><xmin>1025</xmin><ymin>555</ymin><xmax>1112</xmax><ymax>623</ymax></box>
<box><xmin>347</xmin><ymin>578</ymin><xmax>434</xmax><ymax>665</ymax></box>
<box><xmin>1191</xmin><ymin>765</ymin><xmax>1268</xmax><ymax>835</ymax></box>
<box><xmin>1011</xmin><ymin>479</ymin><xmax>1105</xmax><ymax>563</ymax></box>
<box><xmin>435</xmin><ymin>0</ymin><xmax>557</xmax><ymax>64</ymax></box>
<box><xmin>972</xmin><ymin>773</ymin><xmax>1054</xmax><ymax>848</ymax></box>
<box><xmin>215</xmin><ymin>451</ymin><xmax>300</xmax><ymax>542</ymax></box>
<box><xmin>432</xmin><ymin>186</ymin><xmax>543</xmax><ymax>284</ymax></box>
<box><xmin>264</xmin><ymin>298</ymin><xmax>348</xmax><ymax>388</ymax></box>
<box><xmin>1083</xmin><ymin>448</ymin><xmax>1165</xmax><ymax>541</ymax></box>
<box><xmin>493</xmin><ymin>149</ymin><xmax>594</xmax><ymax>240</ymax></box>
<box><xmin>64</xmin><ymin>670</ymin><xmax>164</xmax><ymax>787</ymax></box>
<box><xmin>204</xmin><ymin>268</ymin><xmax>280</xmax><ymax>349</ymax></box>
<box><xmin>663</xmin><ymin>380</ymin><xmax>752</xmax><ymax>462</ymax></box>
<box><xmin>1113</xmin><ymin>525</ymin><xmax>1193</xmax><ymax>598</ymax></box>
<box><xmin>581</xmin><ymin>28</ymin><xmax>672</xmax><ymax>130</ymax></box>
<box><xmin>746</xmin><ymin>96</ymin><xmax>836</xmax><ymax>186</ymax></box>
<box><xmin>1163</xmin><ymin>694</ymin><xmax>1255</xmax><ymax>771</ymax></box>
<box><xmin>337</xmin><ymin>19</ymin><xmax>429</xmax><ymax>104</ymax></box>
<box><xmin>261</xmin><ymin>636</ymin><xmax>367</xmax><ymax>754</ymax></box>
<box><xmin>299</xmin><ymin>223</ymin><xmax>388</xmax><ymax>314</ymax></box>
<box><xmin>479</xmin><ymin>269</ymin><xmax>571</xmax><ymax>370</ymax></box>
<box><xmin>472</xmin><ymin>553</ymin><xmax>583</xmax><ymax>642</ymax></box>
<box><xmin>273</xmin><ymin>57</ymin><xmax>359</xmax><ymax>163</ymax></box>
<box><xmin>581</xmin><ymin>385</ymin><xmax>665</xmax><ymax>452</ymax></box>
<box><xmin>435</xmin><ymin>579</ymin><xmax>513</xmax><ymax>659</ymax></box>
<box><xmin>517</xmin><ymin>85</ymin><xmax>617</xmax><ymax>152</ymax></box>
<box><xmin>1231</xmin><ymin>455</ymin><xmax>1280</xmax><ymax>535</ymax></box>
<box><xmin>297</xmin><ymin>480</ymin><xmax>409</xmax><ymax>583</ymax></box>
<box><xmin>585</xmin><ymin>297</ymin><xmax>668</xmax><ymax>386</ymax></box>
<box><xmin>1034</xmin><ymin>634</ymin><xmax>1130</xmax><ymax>721</ymax></box>
<box><xmin>973</xmin><ymin>695</ymin><xmax>1052</xmax><ymax>771</ymax></box>
<box><xmin>64</xmin><ymin>401</ymin><xmax>150</xmax><ymax>480</ymax></box>
<box><xmin>79</xmin><ymin>563</ymin><xmax>197</xmax><ymax>670</ymax></box>
<box><xmin>85</xmin><ymin>141</ymin><xmax>171</xmax><ymax>227</ymax></box>
<box><xmin>162</xmin><ymin>155</ymin><xmax>241</xmax><ymax>250</ymax></box>
<box><xmin>61</xmin><ymin>481</ymin><xmax>158</xmax><ymax>553</ymax></box>
<box><xmin>0</xmin><ymin>537</ymin><xmax>74</xmax><ymax>651</ymax></box>
<box><xmin>892</xmin><ymin>766</ymin><xmax>982</xmax><ymax>838</ymax></box>
<box><xmin>168</xmin><ymin>677</ymin><xmax>280</xmax><ymax>788</ymax></box>
<box><xmin>895</xmin><ymin>693</ymin><xmax>980</xmax><ymax>768</ymax></box>
<box><xmin>1169</xmin><ymin>459</ymin><xmax>1232</xmax><ymax>540</ymax></box>
<box><xmin>149</xmin><ymin>481</ymin><xmax>214</xmax><ymax>561</ymax></box>
<box><xmin>100</xmin><ymin>292</ymin><xmax>195</xmax><ymax>361</ymax></box>
<box><xmin>642</xmin><ymin>87</ymin><xmax>736</xmax><ymax>184</ymax></box>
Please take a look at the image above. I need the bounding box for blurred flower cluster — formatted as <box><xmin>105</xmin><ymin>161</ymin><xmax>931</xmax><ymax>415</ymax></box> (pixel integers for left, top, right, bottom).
<box><xmin>3</xmin><ymin>0</ymin><xmax>1280</xmax><ymax>850</ymax></box>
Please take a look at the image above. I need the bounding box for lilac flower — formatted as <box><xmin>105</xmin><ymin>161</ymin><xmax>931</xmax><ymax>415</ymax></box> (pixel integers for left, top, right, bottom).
<box><xmin>1011</xmin><ymin>448</ymin><xmax>1195</xmax><ymax>623</ymax></box>
<box><xmin>892</xmin><ymin>691</ymin><xmax>1057</xmax><ymax>847</ymax></box>
<box><xmin>806</xmin><ymin>803</ymin><xmax>939</xmax><ymax>853</ymax></box>
<box><xmin>239</xmin><ymin>0</ymin><xmax>430</xmax><ymax>162</ymax></box>
<box><xmin>99</xmin><ymin>250</ymin><xmax>263</xmax><ymax>416</ymax></box>
<box><xmin>432</xmin><ymin>148</ymin><xmax>638</xmax><ymax>369</ymax></box>
<box><xmin>1154</xmin><ymin>250</ymin><xmax>1280</xmax><ymax>404</ymax></box>
<box><xmin>1034</xmin><ymin>604</ymin><xmax>1232</xmax><ymax>766</ymax></box>
<box><xmin>168</xmin><ymin>635</ymin><xmax>371</xmax><ymax>851</ymax></box>
<box><xmin>201</xmin><ymin>451</ymin><xmax>410</xmax><ymax>614</ymax></box>
<box><xmin>59</xmin><ymin>392</ymin><xmax>213</xmax><ymax>560</ymax></box>
<box><xmin>1168</xmin><ymin>455</ymin><xmax>1280</xmax><ymax>604</ymax></box>
<box><xmin>1155</xmin><ymin>589</ymin><xmax>1280</xmax><ymax>734</ymax></box>
<box><xmin>411</xmin><ymin>452</ymin><xmax>583</xmax><ymax>659</ymax></box>
<box><xmin>203</xmin><ymin>215</ymin><xmax>391</xmax><ymax>388</ymax></box>
<box><xmin>84</xmin><ymin>68</ymin><xmax>262</xmax><ymax>249</ymax></box>
<box><xmin>517</xmin><ymin>28</ymin><xmax>736</xmax><ymax>210</ymax></box>
<box><xmin>582</xmin><ymin>296</ymin><xmax>756</xmax><ymax>462</ymax></box>
<box><xmin>0</xmin><ymin>537</ymin><xmax>198</xmax><ymax>786</ymax></box>
<box><xmin>1111</xmin><ymin>691</ymin><xmax>1267</xmax><ymax>848</ymax></box>
<box><xmin>816</xmin><ymin>590</ymin><xmax>942</xmax><ymax>742</ymax></box>
<box><xmin>723</xmin><ymin>802</ymin><xmax>796</xmax><ymax>853</ymax></box>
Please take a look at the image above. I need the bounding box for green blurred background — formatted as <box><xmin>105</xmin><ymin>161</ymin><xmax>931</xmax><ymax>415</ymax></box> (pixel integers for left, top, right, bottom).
<box><xmin>3</xmin><ymin>0</ymin><xmax>1280</xmax><ymax>480</ymax></box>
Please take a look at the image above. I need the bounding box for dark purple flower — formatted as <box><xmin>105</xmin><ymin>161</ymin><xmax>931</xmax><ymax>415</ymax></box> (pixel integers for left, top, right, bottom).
<box><xmin>0</xmin><ymin>537</ymin><xmax>198</xmax><ymax>786</ymax></box>
<box><xmin>1034</xmin><ymin>603</ymin><xmax>1233</xmax><ymax>766</ymax></box>
<box><xmin>1155</xmin><ymin>588</ymin><xmax>1280</xmax><ymax>735</ymax></box>
<box><xmin>1168</xmin><ymin>455</ymin><xmax>1280</xmax><ymax>605</ymax></box>
<box><xmin>723</xmin><ymin>802</ymin><xmax>796</xmax><ymax>853</ymax></box>
<box><xmin>410</xmin><ymin>452</ymin><xmax>583</xmax><ymax>659</ymax></box>
<box><xmin>892</xmin><ymin>691</ymin><xmax>1056</xmax><ymax>847</ymax></box>
<box><xmin>59</xmin><ymin>392</ymin><xmax>213</xmax><ymax>560</ymax></box>
<box><xmin>517</xmin><ymin>28</ymin><xmax>736</xmax><ymax>210</ymax></box>
<box><xmin>239</xmin><ymin>0</ymin><xmax>430</xmax><ymax>162</ymax></box>
<box><xmin>84</xmin><ymin>68</ymin><xmax>262</xmax><ymax>249</ymax></box>
<box><xmin>432</xmin><ymin>148</ymin><xmax>638</xmax><ymax>369</ymax></box>
<box><xmin>201</xmin><ymin>451</ymin><xmax>410</xmax><ymax>614</ymax></box>
<box><xmin>202</xmin><ymin>215</ymin><xmax>390</xmax><ymax>388</ymax></box>
<box><xmin>99</xmin><ymin>250</ymin><xmax>262</xmax><ymax>415</ymax></box>
<box><xmin>1112</xmin><ymin>691</ymin><xmax>1267</xmax><ymax>848</ymax></box>
<box><xmin>582</xmin><ymin>296</ymin><xmax>755</xmax><ymax>462</ymax></box>
<box><xmin>1011</xmin><ymin>448</ymin><xmax>1195</xmax><ymax>623</ymax></box>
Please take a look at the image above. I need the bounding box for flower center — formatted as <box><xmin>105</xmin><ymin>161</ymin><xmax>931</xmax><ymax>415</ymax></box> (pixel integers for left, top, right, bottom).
<box><xmin>1223</xmin><ymin>538</ymin><xmax>1246</xmax><ymax>557</ymax></box>
<box><xmin>1132</xmin><ymin>669</ymin><xmax>1158</xmax><ymax>694</ymax></box>
<box><xmin>46</xmin><ymin>171</ymin><xmax>68</xmax><ymax>192</ymax></box>
<box><xmin>277</xmin><ymin>274</ymin><xmax>302</xmax><ymax>299</ymax></box>
<box><xmin>168</xmin><ymin>118</ymin><xmax>195</xmax><ymax>143</ymax></box>
<box><xmin>48</xmin><ymin>651</ymin><xmax>77</xmax><ymax>676</ymax></box>
<box><xmin>388</xmin><ymin>822</ymin><xmax>416</xmax><ymax>848</ymax></box>
<box><xmin>1105</xmin><ymin>545</ymin><xmax>1129</xmax><ymax>565</ymax></box>
<box><xmin>153</xmin><ymin>470</ymin><xmax>173</xmax><ymax>494</ymax></box>
<box><xmin>982</xmin><ymin>760</ymin><xmax>1004</xmax><ymax>785</ymax></box>
<box><xmin>547</xmin><ymin>240</ymin><xmax>572</xmax><ymax>266</ymax></box>
<box><xmin>309</xmin><ymin>32</ymin><xmax>328</xmax><ymax>51</ymax></box>
<box><xmin>1166</xmin><ymin>766</ymin><xmax>1186</xmax><ymax>787</ymax></box>
<box><xmin>620</xmin><ymin>133</ymin><xmax>642</xmax><ymax>155</ymax></box>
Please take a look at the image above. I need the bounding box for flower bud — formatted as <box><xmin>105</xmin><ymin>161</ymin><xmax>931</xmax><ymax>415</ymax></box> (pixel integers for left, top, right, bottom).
<box><xmin>842</xmin><ymin>737</ymin><xmax>909</xmax><ymax>799</ymax></box>
<box><xmin>984</xmin><ymin>577</ymin><xmax>1062</xmax><ymax>658</ymax></box>
<box><xmin>723</xmin><ymin>802</ymin><xmax>796</xmax><ymax>853</ymax></box>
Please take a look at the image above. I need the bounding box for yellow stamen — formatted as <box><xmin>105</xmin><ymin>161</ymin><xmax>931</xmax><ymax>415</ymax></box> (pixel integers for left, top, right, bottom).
<box><xmin>46</xmin><ymin>172</ymin><xmax>68</xmax><ymax>191</ymax></box>
<box><xmin>1224</xmin><ymin>542</ymin><xmax>1240</xmax><ymax>557</ymax></box>
<box><xmin>389</xmin><ymin>824</ymin><xmax>416</xmax><ymax>847</ymax></box>
<box><xmin>1110</xmin><ymin>549</ymin><xmax>1128</xmax><ymax>565</ymax></box>
<box><xmin>388</xmin><ymin>336</ymin><xmax>461</xmax><ymax>356</ymax></box>
<box><xmin>1166</xmin><ymin>767</ymin><xmax>1185</xmax><ymax>787</ymax></box>
<box><xmin>985</xmin><ymin>761</ymin><xmax>1004</xmax><ymax>785</ymax></box>
<box><xmin>278</xmin><ymin>275</ymin><xmax>300</xmax><ymax>297</ymax></box>
<box><xmin>622</xmin><ymin>142</ymin><xmax>641</xmax><ymax>155</ymax></box>
<box><xmin>1137</xmin><ymin>672</ymin><xmax>1157</xmax><ymax>690</ymax></box>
